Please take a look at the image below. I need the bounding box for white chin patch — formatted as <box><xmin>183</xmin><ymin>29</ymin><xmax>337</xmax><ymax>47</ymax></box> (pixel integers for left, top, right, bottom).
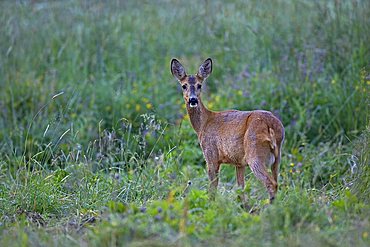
<box><xmin>189</xmin><ymin>103</ymin><xmax>198</xmax><ymax>108</ymax></box>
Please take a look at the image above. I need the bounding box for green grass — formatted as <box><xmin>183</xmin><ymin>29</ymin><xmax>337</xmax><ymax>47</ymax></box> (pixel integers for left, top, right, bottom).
<box><xmin>0</xmin><ymin>0</ymin><xmax>369</xmax><ymax>246</ymax></box>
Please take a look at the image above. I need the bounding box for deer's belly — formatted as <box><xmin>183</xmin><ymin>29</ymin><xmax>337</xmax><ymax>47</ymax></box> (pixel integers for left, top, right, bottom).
<box><xmin>217</xmin><ymin>137</ymin><xmax>245</xmax><ymax>165</ymax></box>
<box><xmin>199</xmin><ymin>129</ymin><xmax>246</xmax><ymax>166</ymax></box>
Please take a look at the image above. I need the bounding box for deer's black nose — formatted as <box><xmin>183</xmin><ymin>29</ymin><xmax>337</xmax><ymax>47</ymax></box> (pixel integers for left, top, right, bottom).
<box><xmin>189</xmin><ymin>97</ymin><xmax>198</xmax><ymax>107</ymax></box>
<box><xmin>189</xmin><ymin>97</ymin><xmax>198</xmax><ymax>104</ymax></box>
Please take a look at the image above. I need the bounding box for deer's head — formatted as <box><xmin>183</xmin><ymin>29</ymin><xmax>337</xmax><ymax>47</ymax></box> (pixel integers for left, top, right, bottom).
<box><xmin>171</xmin><ymin>58</ymin><xmax>212</xmax><ymax>108</ymax></box>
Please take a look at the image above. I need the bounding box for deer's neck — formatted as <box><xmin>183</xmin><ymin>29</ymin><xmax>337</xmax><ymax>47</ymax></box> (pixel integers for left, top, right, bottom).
<box><xmin>186</xmin><ymin>99</ymin><xmax>212</xmax><ymax>136</ymax></box>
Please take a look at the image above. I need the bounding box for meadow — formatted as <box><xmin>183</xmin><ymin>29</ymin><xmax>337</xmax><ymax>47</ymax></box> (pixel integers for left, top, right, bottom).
<box><xmin>0</xmin><ymin>0</ymin><xmax>369</xmax><ymax>246</ymax></box>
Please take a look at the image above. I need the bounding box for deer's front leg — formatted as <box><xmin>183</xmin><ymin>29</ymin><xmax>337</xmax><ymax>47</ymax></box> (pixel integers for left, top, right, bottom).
<box><xmin>202</xmin><ymin>144</ymin><xmax>220</xmax><ymax>197</ymax></box>
<box><xmin>207</xmin><ymin>162</ymin><xmax>220</xmax><ymax>190</ymax></box>
<box><xmin>207</xmin><ymin>162</ymin><xmax>220</xmax><ymax>198</ymax></box>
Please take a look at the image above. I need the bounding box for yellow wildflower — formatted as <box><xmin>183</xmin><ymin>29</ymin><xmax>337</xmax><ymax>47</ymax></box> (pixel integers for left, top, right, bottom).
<box><xmin>135</xmin><ymin>104</ymin><xmax>141</xmax><ymax>112</ymax></box>
<box><xmin>105</xmin><ymin>105</ymin><xmax>112</xmax><ymax>112</ymax></box>
<box><xmin>214</xmin><ymin>95</ymin><xmax>221</xmax><ymax>102</ymax></box>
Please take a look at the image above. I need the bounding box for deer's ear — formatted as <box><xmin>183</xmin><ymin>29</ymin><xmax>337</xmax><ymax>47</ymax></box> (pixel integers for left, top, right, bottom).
<box><xmin>171</xmin><ymin>58</ymin><xmax>186</xmax><ymax>81</ymax></box>
<box><xmin>197</xmin><ymin>58</ymin><xmax>212</xmax><ymax>80</ymax></box>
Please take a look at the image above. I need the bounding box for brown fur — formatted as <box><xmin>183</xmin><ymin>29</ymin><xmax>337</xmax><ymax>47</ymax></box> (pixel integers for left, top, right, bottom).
<box><xmin>171</xmin><ymin>58</ymin><xmax>285</xmax><ymax>207</ymax></box>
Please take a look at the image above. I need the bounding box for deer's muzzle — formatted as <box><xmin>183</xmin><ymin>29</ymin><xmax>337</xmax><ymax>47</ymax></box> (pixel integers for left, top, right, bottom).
<box><xmin>189</xmin><ymin>97</ymin><xmax>198</xmax><ymax>108</ymax></box>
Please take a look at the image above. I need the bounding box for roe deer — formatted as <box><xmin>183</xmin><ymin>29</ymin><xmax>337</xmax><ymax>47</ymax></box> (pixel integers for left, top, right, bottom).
<box><xmin>171</xmin><ymin>58</ymin><xmax>285</xmax><ymax>207</ymax></box>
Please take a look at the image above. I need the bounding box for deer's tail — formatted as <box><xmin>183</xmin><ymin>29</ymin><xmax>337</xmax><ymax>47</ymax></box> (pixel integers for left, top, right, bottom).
<box><xmin>268</xmin><ymin>128</ymin><xmax>279</xmax><ymax>158</ymax></box>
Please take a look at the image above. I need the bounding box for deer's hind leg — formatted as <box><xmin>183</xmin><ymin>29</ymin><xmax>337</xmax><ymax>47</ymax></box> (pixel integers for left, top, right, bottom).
<box><xmin>245</xmin><ymin>141</ymin><xmax>277</xmax><ymax>203</ymax></box>
<box><xmin>248</xmin><ymin>157</ymin><xmax>277</xmax><ymax>203</ymax></box>
<box><xmin>271</xmin><ymin>148</ymin><xmax>281</xmax><ymax>187</ymax></box>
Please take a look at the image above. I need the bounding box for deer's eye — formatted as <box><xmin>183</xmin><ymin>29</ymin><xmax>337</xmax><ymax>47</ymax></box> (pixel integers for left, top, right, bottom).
<box><xmin>182</xmin><ymin>85</ymin><xmax>187</xmax><ymax>90</ymax></box>
<box><xmin>197</xmin><ymin>84</ymin><xmax>202</xmax><ymax>89</ymax></box>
